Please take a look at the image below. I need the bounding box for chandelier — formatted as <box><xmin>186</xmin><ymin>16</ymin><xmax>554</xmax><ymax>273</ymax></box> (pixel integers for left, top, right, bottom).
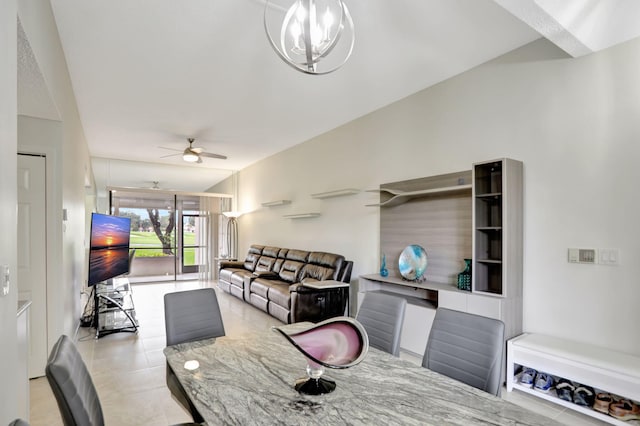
<box><xmin>264</xmin><ymin>0</ymin><xmax>355</xmax><ymax>75</ymax></box>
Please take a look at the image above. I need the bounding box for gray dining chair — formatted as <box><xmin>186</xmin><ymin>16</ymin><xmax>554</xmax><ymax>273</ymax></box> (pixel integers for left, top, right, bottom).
<box><xmin>46</xmin><ymin>334</ymin><xmax>201</xmax><ymax>426</ymax></box>
<box><xmin>45</xmin><ymin>335</ymin><xmax>104</xmax><ymax>426</ymax></box>
<box><xmin>422</xmin><ymin>308</ymin><xmax>505</xmax><ymax>396</ymax></box>
<box><xmin>356</xmin><ymin>292</ymin><xmax>407</xmax><ymax>356</ymax></box>
<box><xmin>164</xmin><ymin>288</ymin><xmax>226</xmax><ymax>423</ymax></box>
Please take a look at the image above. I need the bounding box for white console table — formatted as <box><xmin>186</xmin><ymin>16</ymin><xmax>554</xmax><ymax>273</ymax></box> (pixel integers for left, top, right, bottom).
<box><xmin>507</xmin><ymin>333</ymin><xmax>640</xmax><ymax>425</ymax></box>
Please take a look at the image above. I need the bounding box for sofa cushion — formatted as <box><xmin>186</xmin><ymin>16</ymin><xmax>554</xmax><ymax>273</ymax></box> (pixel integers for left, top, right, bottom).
<box><xmin>255</xmin><ymin>256</ymin><xmax>276</xmax><ymax>272</ymax></box>
<box><xmin>279</xmin><ymin>260</ymin><xmax>305</xmax><ymax>283</ymax></box>
<box><xmin>250</xmin><ymin>279</ymin><xmax>271</xmax><ymax>298</ymax></box>
<box><xmin>230</xmin><ymin>270</ymin><xmax>253</xmax><ymax>287</ymax></box>
<box><xmin>220</xmin><ymin>267</ymin><xmax>243</xmax><ymax>283</ymax></box>
<box><xmin>268</xmin><ymin>302</ymin><xmax>289</xmax><ymax>323</ymax></box>
<box><xmin>268</xmin><ymin>283</ymin><xmax>292</xmax><ymax>308</ymax></box>
<box><xmin>309</xmin><ymin>252</ymin><xmax>344</xmax><ymax>270</ymax></box>
<box><xmin>273</xmin><ymin>249</ymin><xmax>289</xmax><ymax>273</ymax></box>
<box><xmin>299</xmin><ymin>263</ymin><xmax>339</xmax><ymax>282</ymax></box>
<box><xmin>243</xmin><ymin>245</ymin><xmax>264</xmax><ymax>271</ymax></box>
<box><xmin>262</xmin><ymin>246</ymin><xmax>280</xmax><ymax>258</ymax></box>
<box><xmin>249</xmin><ymin>293</ymin><xmax>268</xmax><ymax>313</ymax></box>
<box><xmin>287</xmin><ymin>249</ymin><xmax>310</xmax><ymax>262</ymax></box>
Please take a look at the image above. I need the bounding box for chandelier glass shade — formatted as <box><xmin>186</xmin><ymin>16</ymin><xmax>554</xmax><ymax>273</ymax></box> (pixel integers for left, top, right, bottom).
<box><xmin>264</xmin><ymin>0</ymin><xmax>354</xmax><ymax>75</ymax></box>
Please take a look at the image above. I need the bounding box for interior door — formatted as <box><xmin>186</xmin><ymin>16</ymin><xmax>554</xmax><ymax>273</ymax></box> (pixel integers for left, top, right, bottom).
<box><xmin>17</xmin><ymin>154</ymin><xmax>48</xmax><ymax>378</ymax></box>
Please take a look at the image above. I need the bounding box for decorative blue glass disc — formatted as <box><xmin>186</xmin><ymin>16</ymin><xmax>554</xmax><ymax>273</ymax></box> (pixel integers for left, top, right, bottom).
<box><xmin>398</xmin><ymin>245</ymin><xmax>428</xmax><ymax>280</ymax></box>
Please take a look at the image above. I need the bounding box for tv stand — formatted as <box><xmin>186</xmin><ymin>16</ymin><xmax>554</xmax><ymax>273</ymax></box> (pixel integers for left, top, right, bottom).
<box><xmin>94</xmin><ymin>277</ymin><xmax>138</xmax><ymax>338</ymax></box>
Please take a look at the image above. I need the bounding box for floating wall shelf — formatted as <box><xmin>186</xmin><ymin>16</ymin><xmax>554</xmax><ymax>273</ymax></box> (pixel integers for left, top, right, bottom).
<box><xmin>366</xmin><ymin>184</ymin><xmax>472</xmax><ymax>207</ymax></box>
<box><xmin>261</xmin><ymin>200</ymin><xmax>291</xmax><ymax>207</ymax></box>
<box><xmin>311</xmin><ymin>188</ymin><xmax>360</xmax><ymax>199</ymax></box>
<box><xmin>283</xmin><ymin>213</ymin><xmax>321</xmax><ymax>219</ymax></box>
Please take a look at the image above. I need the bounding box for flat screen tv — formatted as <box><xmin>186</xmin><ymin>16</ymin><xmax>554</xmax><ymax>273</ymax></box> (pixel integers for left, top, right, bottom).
<box><xmin>88</xmin><ymin>212</ymin><xmax>131</xmax><ymax>286</ymax></box>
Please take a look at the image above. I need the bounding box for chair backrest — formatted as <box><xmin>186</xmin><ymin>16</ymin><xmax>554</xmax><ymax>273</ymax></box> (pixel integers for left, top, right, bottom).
<box><xmin>164</xmin><ymin>288</ymin><xmax>226</xmax><ymax>346</ymax></box>
<box><xmin>422</xmin><ymin>308</ymin><xmax>505</xmax><ymax>396</ymax></box>
<box><xmin>45</xmin><ymin>335</ymin><xmax>104</xmax><ymax>426</ymax></box>
<box><xmin>356</xmin><ymin>292</ymin><xmax>407</xmax><ymax>356</ymax></box>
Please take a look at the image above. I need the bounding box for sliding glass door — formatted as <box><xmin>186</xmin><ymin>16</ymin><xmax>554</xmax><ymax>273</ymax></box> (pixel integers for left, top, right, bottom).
<box><xmin>109</xmin><ymin>189</ymin><xmax>227</xmax><ymax>283</ymax></box>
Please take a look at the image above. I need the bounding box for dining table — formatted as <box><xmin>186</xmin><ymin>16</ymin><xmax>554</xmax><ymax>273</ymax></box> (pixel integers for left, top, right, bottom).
<box><xmin>164</xmin><ymin>324</ymin><xmax>561</xmax><ymax>425</ymax></box>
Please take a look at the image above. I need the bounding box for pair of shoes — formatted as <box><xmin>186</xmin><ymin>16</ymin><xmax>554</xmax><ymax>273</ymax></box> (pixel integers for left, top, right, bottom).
<box><xmin>555</xmin><ymin>379</ymin><xmax>574</xmax><ymax>402</ymax></box>
<box><xmin>533</xmin><ymin>373</ymin><xmax>554</xmax><ymax>393</ymax></box>
<box><xmin>572</xmin><ymin>385</ymin><xmax>595</xmax><ymax>406</ymax></box>
<box><xmin>594</xmin><ymin>393</ymin><xmax>616</xmax><ymax>414</ymax></box>
<box><xmin>520</xmin><ymin>368</ymin><xmax>537</xmax><ymax>386</ymax></box>
<box><xmin>609</xmin><ymin>400</ymin><xmax>640</xmax><ymax>421</ymax></box>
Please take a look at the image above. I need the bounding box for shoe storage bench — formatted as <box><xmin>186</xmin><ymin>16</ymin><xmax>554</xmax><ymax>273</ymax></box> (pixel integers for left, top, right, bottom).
<box><xmin>507</xmin><ymin>333</ymin><xmax>640</xmax><ymax>425</ymax></box>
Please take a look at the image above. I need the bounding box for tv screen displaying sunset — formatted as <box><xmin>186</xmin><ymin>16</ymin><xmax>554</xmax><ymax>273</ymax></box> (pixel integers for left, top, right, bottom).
<box><xmin>88</xmin><ymin>213</ymin><xmax>131</xmax><ymax>285</ymax></box>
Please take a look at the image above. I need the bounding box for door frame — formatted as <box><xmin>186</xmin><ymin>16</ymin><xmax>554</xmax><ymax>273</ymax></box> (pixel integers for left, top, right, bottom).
<box><xmin>18</xmin><ymin>142</ymin><xmax>63</xmax><ymax>353</ymax></box>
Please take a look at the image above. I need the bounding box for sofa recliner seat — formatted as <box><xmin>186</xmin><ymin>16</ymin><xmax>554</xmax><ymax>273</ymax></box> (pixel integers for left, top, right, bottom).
<box><xmin>218</xmin><ymin>244</ymin><xmax>353</xmax><ymax>323</ymax></box>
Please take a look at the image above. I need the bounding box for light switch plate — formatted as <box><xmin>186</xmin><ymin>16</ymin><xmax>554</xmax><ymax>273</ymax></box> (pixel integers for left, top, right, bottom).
<box><xmin>1</xmin><ymin>265</ymin><xmax>9</xmax><ymax>296</ymax></box>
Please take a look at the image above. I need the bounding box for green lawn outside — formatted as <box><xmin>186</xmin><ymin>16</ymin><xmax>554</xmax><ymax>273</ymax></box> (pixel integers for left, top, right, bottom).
<box><xmin>130</xmin><ymin>231</ymin><xmax>197</xmax><ymax>265</ymax></box>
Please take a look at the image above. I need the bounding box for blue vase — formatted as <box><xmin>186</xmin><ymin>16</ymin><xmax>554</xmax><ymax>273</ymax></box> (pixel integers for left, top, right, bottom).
<box><xmin>380</xmin><ymin>254</ymin><xmax>389</xmax><ymax>277</ymax></box>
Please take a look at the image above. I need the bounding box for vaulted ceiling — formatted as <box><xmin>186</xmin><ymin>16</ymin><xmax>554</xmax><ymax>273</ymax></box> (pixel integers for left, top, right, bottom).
<box><xmin>18</xmin><ymin>0</ymin><xmax>640</xmax><ymax>192</ymax></box>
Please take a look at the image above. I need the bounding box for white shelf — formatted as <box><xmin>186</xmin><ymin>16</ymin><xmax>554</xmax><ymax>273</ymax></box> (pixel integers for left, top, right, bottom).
<box><xmin>261</xmin><ymin>200</ymin><xmax>291</xmax><ymax>207</ymax></box>
<box><xmin>507</xmin><ymin>333</ymin><xmax>640</xmax><ymax>426</ymax></box>
<box><xmin>311</xmin><ymin>188</ymin><xmax>359</xmax><ymax>199</ymax></box>
<box><xmin>511</xmin><ymin>382</ymin><xmax>628</xmax><ymax>426</ymax></box>
<box><xmin>366</xmin><ymin>184</ymin><xmax>472</xmax><ymax>207</ymax></box>
<box><xmin>283</xmin><ymin>213</ymin><xmax>320</xmax><ymax>219</ymax></box>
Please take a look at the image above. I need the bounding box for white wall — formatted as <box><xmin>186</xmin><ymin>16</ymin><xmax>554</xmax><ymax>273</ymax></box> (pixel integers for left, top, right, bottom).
<box><xmin>18</xmin><ymin>0</ymin><xmax>93</xmax><ymax>345</ymax></box>
<box><xmin>229</xmin><ymin>38</ymin><xmax>640</xmax><ymax>356</ymax></box>
<box><xmin>0</xmin><ymin>0</ymin><xmax>19</xmax><ymax>422</ymax></box>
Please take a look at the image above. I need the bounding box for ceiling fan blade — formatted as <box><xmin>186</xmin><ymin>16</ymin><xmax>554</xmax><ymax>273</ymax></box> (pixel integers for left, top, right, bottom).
<box><xmin>200</xmin><ymin>152</ymin><xmax>228</xmax><ymax>160</ymax></box>
<box><xmin>191</xmin><ymin>147</ymin><xmax>204</xmax><ymax>154</ymax></box>
<box><xmin>160</xmin><ymin>152</ymin><xmax>181</xmax><ymax>158</ymax></box>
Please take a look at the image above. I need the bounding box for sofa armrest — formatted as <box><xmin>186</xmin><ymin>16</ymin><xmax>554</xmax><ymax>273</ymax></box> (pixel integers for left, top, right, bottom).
<box><xmin>290</xmin><ymin>284</ymin><xmax>348</xmax><ymax>323</ymax></box>
<box><xmin>252</xmin><ymin>270</ymin><xmax>279</xmax><ymax>279</ymax></box>
<box><xmin>219</xmin><ymin>260</ymin><xmax>244</xmax><ymax>269</ymax></box>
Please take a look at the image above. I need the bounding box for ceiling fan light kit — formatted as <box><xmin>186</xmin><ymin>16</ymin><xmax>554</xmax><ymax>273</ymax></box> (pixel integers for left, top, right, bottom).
<box><xmin>182</xmin><ymin>150</ymin><xmax>200</xmax><ymax>163</ymax></box>
<box><xmin>161</xmin><ymin>137</ymin><xmax>227</xmax><ymax>163</ymax></box>
<box><xmin>264</xmin><ymin>0</ymin><xmax>354</xmax><ymax>75</ymax></box>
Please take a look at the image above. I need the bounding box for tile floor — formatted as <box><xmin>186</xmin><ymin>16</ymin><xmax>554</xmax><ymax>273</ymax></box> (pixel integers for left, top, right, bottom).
<box><xmin>29</xmin><ymin>280</ymin><xmax>608</xmax><ymax>425</ymax></box>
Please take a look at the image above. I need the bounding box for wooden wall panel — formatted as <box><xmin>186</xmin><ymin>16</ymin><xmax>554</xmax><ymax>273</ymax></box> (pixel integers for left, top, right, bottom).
<box><xmin>380</xmin><ymin>193</ymin><xmax>472</xmax><ymax>284</ymax></box>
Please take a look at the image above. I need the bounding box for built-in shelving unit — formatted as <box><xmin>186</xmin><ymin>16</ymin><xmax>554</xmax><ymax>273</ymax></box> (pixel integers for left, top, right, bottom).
<box><xmin>283</xmin><ymin>213</ymin><xmax>320</xmax><ymax>219</ymax></box>
<box><xmin>261</xmin><ymin>199</ymin><xmax>291</xmax><ymax>207</ymax></box>
<box><xmin>311</xmin><ymin>188</ymin><xmax>359</xmax><ymax>199</ymax></box>
<box><xmin>359</xmin><ymin>160</ymin><xmax>524</xmax><ymax>357</ymax></box>
<box><xmin>472</xmin><ymin>158</ymin><xmax>522</xmax><ymax>298</ymax></box>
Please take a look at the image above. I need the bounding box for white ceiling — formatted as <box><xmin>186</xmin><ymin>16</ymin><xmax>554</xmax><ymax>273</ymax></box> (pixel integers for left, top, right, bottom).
<box><xmin>18</xmin><ymin>1</ymin><xmax>640</xmax><ymax>193</ymax></box>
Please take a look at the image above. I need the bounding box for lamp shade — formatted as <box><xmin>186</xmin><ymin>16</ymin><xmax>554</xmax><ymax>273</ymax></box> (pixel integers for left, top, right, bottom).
<box><xmin>222</xmin><ymin>211</ymin><xmax>242</xmax><ymax>219</ymax></box>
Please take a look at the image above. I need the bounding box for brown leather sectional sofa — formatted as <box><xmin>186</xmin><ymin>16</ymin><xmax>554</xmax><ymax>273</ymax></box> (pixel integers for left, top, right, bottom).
<box><xmin>218</xmin><ymin>244</ymin><xmax>353</xmax><ymax>323</ymax></box>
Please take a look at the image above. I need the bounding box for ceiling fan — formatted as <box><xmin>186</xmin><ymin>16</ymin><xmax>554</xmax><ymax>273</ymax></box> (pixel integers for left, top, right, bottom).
<box><xmin>160</xmin><ymin>138</ymin><xmax>227</xmax><ymax>163</ymax></box>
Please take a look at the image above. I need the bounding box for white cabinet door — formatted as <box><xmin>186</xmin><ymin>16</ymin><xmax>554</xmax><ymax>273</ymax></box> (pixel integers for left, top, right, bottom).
<box><xmin>467</xmin><ymin>294</ymin><xmax>502</xmax><ymax>320</ymax></box>
<box><xmin>400</xmin><ymin>303</ymin><xmax>436</xmax><ymax>356</ymax></box>
<box><xmin>438</xmin><ymin>290</ymin><xmax>467</xmax><ymax>312</ymax></box>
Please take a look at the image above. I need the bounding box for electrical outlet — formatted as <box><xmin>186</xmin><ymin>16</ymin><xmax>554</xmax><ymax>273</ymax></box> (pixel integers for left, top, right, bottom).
<box><xmin>568</xmin><ymin>248</ymin><xmax>597</xmax><ymax>264</ymax></box>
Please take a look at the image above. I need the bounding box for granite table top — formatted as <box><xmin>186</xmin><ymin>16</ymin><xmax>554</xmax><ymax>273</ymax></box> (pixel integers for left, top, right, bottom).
<box><xmin>164</xmin><ymin>326</ymin><xmax>560</xmax><ymax>426</ymax></box>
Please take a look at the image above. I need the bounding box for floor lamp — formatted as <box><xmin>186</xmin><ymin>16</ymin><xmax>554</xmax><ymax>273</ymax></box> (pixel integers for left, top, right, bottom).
<box><xmin>222</xmin><ymin>211</ymin><xmax>241</xmax><ymax>260</ymax></box>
